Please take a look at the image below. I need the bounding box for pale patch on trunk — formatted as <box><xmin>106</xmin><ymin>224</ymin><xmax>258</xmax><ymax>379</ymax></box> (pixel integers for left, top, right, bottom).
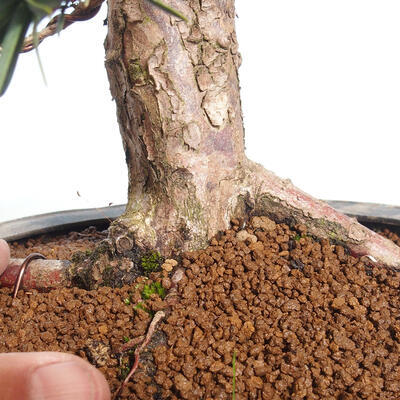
<box><xmin>202</xmin><ymin>90</ymin><xmax>229</xmax><ymax>128</ymax></box>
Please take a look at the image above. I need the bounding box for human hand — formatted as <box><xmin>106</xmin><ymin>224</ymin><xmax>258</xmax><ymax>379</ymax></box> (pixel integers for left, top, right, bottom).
<box><xmin>0</xmin><ymin>239</ymin><xmax>10</xmax><ymax>275</ymax></box>
<box><xmin>0</xmin><ymin>240</ymin><xmax>111</xmax><ymax>400</ymax></box>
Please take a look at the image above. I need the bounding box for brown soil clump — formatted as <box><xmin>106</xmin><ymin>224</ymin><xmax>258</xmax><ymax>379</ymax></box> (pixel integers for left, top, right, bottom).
<box><xmin>1</xmin><ymin>220</ymin><xmax>400</xmax><ymax>399</ymax></box>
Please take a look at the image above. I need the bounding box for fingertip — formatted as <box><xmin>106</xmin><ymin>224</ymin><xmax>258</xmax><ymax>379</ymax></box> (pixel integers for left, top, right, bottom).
<box><xmin>29</xmin><ymin>355</ymin><xmax>112</xmax><ymax>400</ymax></box>
<box><xmin>0</xmin><ymin>239</ymin><xmax>10</xmax><ymax>275</ymax></box>
<box><xmin>0</xmin><ymin>352</ymin><xmax>111</xmax><ymax>400</ymax></box>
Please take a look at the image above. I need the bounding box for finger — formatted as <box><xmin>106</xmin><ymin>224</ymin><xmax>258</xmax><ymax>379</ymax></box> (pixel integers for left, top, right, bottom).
<box><xmin>0</xmin><ymin>239</ymin><xmax>10</xmax><ymax>275</ymax></box>
<box><xmin>0</xmin><ymin>352</ymin><xmax>111</xmax><ymax>400</ymax></box>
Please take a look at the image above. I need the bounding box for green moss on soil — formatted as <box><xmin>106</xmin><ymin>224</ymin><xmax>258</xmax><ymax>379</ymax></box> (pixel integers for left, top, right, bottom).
<box><xmin>141</xmin><ymin>281</ymin><xmax>166</xmax><ymax>300</ymax></box>
<box><xmin>141</xmin><ymin>251</ymin><xmax>162</xmax><ymax>275</ymax></box>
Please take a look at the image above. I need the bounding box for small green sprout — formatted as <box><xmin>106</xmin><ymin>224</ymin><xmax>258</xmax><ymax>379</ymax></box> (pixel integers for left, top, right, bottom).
<box><xmin>123</xmin><ymin>336</ymin><xmax>130</xmax><ymax>343</ymax></box>
<box><xmin>294</xmin><ymin>233</ymin><xmax>301</xmax><ymax>241</ymax></box>
<box><xmin>123</xmin><ymin>297</ymin><xmax>131</xmax><ymax>305</ymax></box>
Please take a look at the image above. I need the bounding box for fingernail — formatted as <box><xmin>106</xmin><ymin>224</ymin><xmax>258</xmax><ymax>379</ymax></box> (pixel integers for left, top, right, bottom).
<box><xmin>28</xmin><ymin>361</ymin><xmax>98</xmax><ymax>400</ymax></box>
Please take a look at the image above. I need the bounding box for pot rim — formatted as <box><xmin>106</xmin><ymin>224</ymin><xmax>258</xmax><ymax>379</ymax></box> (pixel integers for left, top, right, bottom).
<box><xmin>0</xmin><ymin>201</ymin><xmax>399</xmax><ymax>241</ymax></box>
<box><xmin>0</xmin><ymin>204</ymin><xmax>125</xmax><ymax>241</ymax></box>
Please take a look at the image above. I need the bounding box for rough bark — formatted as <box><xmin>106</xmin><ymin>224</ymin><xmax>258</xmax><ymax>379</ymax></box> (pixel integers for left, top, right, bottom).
<box><xmin>104</xmin><ymin>0</ymin><xmax>400</xmax><ymax>268</ymax></box>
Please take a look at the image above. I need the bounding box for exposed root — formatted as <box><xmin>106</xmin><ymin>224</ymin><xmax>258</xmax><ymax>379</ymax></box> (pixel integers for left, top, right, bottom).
<box><xmin>107</xmin><ymin>161</ymin><xmax>400</xmax><ymax>270</ymax></box>
<box><xmin>112</xmin><ymin>268</ymin><xmax>184</xmax><ymax>399</ymax></box>
<box><xmin>242</xmin><ymin>160</ymin><xmax>400</xmax><ymax>269</ymax></box>
<box><xmin>113</xmin><ymin>311</ymin><xmax>165</xmax><ymax>400</ymax></box>
<box><xmin>114</xmin><ymin>335</ymin><xmax>145</xmax><ymax>354</ymax></box>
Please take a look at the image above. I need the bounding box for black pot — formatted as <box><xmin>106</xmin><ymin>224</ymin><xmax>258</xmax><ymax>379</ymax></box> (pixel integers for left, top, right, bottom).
<box><xmin>0</xmin><ymin>201</ymin><xmax>399</xmax><ymax>241</ymax></box>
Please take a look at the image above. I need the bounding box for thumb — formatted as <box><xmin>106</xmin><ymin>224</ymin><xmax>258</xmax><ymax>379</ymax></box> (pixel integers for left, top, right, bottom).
<box><xmin>0</xmin><ymin>239</ymin><xmax>10</xmax><ymax>275</ymax></box>
<box><xmin>0</xmin><ymin>352</ymin><xmax>111</xmax><ymax>400</ymax></box>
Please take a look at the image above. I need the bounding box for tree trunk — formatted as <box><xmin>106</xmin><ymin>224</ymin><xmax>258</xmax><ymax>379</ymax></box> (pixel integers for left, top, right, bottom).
<box><xmin>104</xmin><ymin>0</ymin><xmax>400</xmax><ymax>268</ymax></box>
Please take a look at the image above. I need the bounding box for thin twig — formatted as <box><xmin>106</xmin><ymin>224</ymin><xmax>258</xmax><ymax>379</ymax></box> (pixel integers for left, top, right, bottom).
<box><xmin>113</xmin><ymin>311</ymin><xmax>165</xmax><ymax>400</ymax></box>
<box><xmin>22</xmin><ymin>0</ymin><xmax>105</xmax><ymax>53</ymax></box>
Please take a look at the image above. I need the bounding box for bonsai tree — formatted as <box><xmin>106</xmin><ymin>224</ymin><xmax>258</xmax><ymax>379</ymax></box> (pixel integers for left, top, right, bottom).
<box><xmin>1</xmin><ymin>0</ymin><xmax>400</xmax><ymax>269</ymax></box>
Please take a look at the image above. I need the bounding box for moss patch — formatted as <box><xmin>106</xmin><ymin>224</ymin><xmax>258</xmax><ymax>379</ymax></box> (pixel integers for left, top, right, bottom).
<box><xmin>141</xmin><ymin>281</ymin><xmax>166</xmax><ymax>300</ymax></box>
<box><xmin>141</xmin><ymin>251</ymin><xmax>162</xmax><ymax>275</ymax></box>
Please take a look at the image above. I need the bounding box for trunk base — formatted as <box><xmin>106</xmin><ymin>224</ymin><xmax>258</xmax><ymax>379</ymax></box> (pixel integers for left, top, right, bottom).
<box><xmin>108</xmin><ymin>160</ymin><xmax>400</xmax><ymax>270</ymax></box>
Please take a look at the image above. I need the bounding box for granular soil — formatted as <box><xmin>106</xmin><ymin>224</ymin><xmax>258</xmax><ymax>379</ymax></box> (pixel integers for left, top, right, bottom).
<box><xmin>2</xmin><ymin>219</ymin><xmax>400</xmax><ymax>399</ymax></box>
<box><xmin>0</xmin><ymin>277</ymin><xmax>170</xmax><ymax>397</ymax></box>
<box><xmin>9</xmin><ymin>226</ymin><xmax>105</xmax><ymax>260</ymax></box>
<box><xmin>379</xmin><ymin>227</ymin><xmax>400</xmax><ymax>248</ymax></box>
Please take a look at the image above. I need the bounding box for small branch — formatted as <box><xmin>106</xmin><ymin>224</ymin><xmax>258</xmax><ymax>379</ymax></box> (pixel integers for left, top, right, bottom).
<box><xmin>21</xmin><ymin>0</ymin><xmax>105</xmax><ymax>53</ymax></box>
<box><xmin>113</xmin><ymin>311</ymin><xmax>165</xmax><ymax>400</ymax></box>
<box><xmin>21</xmin><ymin>0</ymin><xmax>186</xmax><ymax>53</ymax></box>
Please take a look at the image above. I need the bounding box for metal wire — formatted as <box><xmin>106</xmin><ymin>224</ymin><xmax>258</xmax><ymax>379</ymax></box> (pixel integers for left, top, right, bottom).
<box><xmin>12</xmin><ymin>253</ymin><xmax>46</xmax><ymax>300</ymax></box>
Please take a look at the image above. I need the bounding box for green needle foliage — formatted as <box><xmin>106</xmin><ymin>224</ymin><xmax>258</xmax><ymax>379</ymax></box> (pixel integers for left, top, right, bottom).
<box><xmin>0</xmin><ymin>0</ymin><xmax>61</xmax><ymax>96</ymax></box>
<box><xmin>148</xmin><ymin>0</ymin><xmax>187</xmax><ymax>21</ymax></box>
<box><xmin>0</xmin><ymin>1</ymin><xmax>33</xmax><ymax>96</ymax></box>
<box><xmin>0</xmin><ymin>0</ymin><xmax>186</xmax><ymax>97</ymax></box>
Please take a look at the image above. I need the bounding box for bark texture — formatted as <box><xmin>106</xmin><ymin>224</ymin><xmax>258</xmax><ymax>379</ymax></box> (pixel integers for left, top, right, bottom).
<box><xmin>104</xmin><ymin>0</ymin><xmax>400</xmax><ymax>268</ymax></box>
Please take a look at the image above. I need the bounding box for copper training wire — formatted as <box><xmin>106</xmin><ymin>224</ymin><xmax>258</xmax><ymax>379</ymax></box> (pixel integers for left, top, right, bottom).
<box><xmin>12</xmin><ymin>253</ymin><xmax>46</xmax><ymax>300</ymax></box>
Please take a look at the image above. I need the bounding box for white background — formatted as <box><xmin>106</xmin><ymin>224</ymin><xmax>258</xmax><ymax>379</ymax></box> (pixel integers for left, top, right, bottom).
<box><xmin>1</xmin><ymin>1</ymin><xmax>400</xmax><ymax>223</ymax></box>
